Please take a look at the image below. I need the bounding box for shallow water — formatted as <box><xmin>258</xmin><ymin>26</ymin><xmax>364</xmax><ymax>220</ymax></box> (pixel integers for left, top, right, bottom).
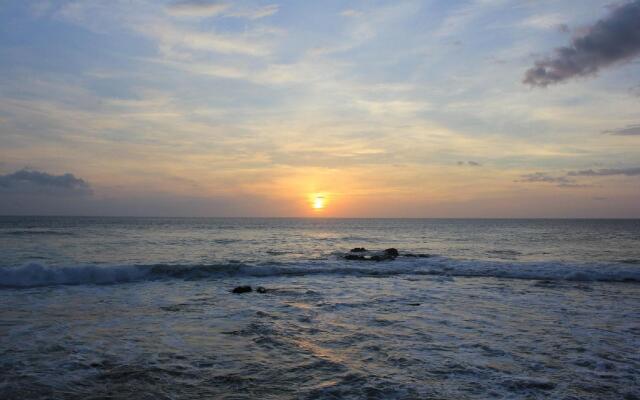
<box><xmin>1</xmin><ymin>217</ymin><xmax>639</xmax><ymax>399</ymax></box>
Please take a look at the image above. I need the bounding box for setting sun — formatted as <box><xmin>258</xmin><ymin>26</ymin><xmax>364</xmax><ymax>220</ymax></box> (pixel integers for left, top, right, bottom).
<box><xmin>313</xmin><ymin>196</ymin><xmax>325</xmax><ymax>210</ymax></box>
<box><xmin>309</xmin><ymin>193</ymin><xmax>328</xmax><ymax>212</ymax></box>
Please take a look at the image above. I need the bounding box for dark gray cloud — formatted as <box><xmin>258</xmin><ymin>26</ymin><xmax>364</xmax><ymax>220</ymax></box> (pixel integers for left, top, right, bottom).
<box><xmin>568</xmin><ymin>167</ymin><xmax>640</xmax><ymax>176</ymax></box>
<box><xmin>556</xmin><ymin>182</ymin><xmax>591</xmax><ymax>188</ymax></box>
<box><xmin>519</xmin><ymin>166</ymin><xmax>640</xmax><ymax>188</ymax></box>
<box><xmin>517</xmin><ymin>172</ymin><xmax>591</xmax><ymax>188</ymax></box>
<box><xmin>602</xmin><ymin>124</ymin><xmax>640</xmax><ymax>135</ymax></box>
<box><xmin>0</xmin><ymin>169</ymin><xmax>92</xmax><ymax>195</ymax></box>
<box><xmin>524</xmin><ymin>1</ymin><xmax>640</xmax><ymax>87</ymax></box>
<box><xmin>457</xmin><ymin>161</ymin><xmax>482</xmax><ymax>166</ymax></box>
<box><xmin>518</xmin><ymin>172</ymin><xmax>573</xmax><ymax>185</ymax></box>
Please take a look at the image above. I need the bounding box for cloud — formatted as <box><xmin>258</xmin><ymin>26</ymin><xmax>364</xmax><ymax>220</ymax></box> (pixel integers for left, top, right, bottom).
<box><xmin>568</xmin><ymin>167</ymin><xmax>640</xmax><ymax>176</ymax></box>
<box><xmin>518</xmin><ymin>167</ymin><xmax>640</xmax><ymax>188</ymax></box>
<box><xmin>602</xmin><ymin>124</ymin><xmax>640</xmax><ymax>135</ymax></box>
<box><xmin>145</xmin><ymin>22</ymin><xmax>272</xmax><ymax>56</ymax></box>
<box><xmin>523</xmin><ymin>0</ymin><xmax>640</xmax><ymax>87</ymax></box>
<box><xmin>166</xmin><ymin>1</ymin><xmax>229</xmax><ymax>17</ymax></box>
<box><xmin>434</xmin><ymin>0</ymin><xmax>507</xmax><ymax>38</ymax></box>
<box><xmin>227</xmin><ymin>4</ymin><xmax>279</xmax><ymax>20</ymax></box>
<box><xmin>518</xmin><ymin>172</ymin><xmax>572</xmax><ymax>184</ymax></box>
<box><xmin>0</xmin><ymin>169</ymin><xmax>92</xmax><ymax>196</ymax></box>
<box><xmin>167</xmin><ymin>1</ymin><xmax>278</xmax><ymax>19</ymax></box>
<box><xmin>457</xmin><ymin>161</ymin><xmax>481</xmax><ymax>166</ymax></box>
<box><xmin>519</xmin><ymin>14</ymin><xmax>566</xmax><ymax>31</ymax></box>
<box><xmin>341</xmin><ymin>9</ymin><xmax>363</xmax><ymax>18</ymax></box>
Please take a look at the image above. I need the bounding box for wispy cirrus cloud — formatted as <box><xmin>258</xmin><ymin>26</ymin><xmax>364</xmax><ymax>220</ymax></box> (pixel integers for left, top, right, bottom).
<box><xmin>524</xmin><ymin>0</ymin><xmax>640</xmax><ymax>87</ymax></box>
<box><xmin>144</xmin><ymin>22</ymin><xmax>274</xmax><ymax>57</ymax></box>
<box><xmin>166</xmin><ymin>1</ymin><xmax>229</xmax><ymax>17</ymax></box>
<box><xmin>568</xmin><ymin>167</ymin><xmax>640</xmax><ymax>176</ymax></box>
<box><xmin>519</xmin><ymin>14</ymin><xmax>566</xmax><ymax>31</ymax></box>
<box><xmin>340</xmin><ymin>9</ymin><xmax>363</xmax><ymax>18</ymax></box>
<box><xmin>226</xmin><ymin>4</ymin><xmax>279</xmax><ymax>19</ymax></box>
<box><xmin>603</xmin><ymin>124</ymin><xmax>640</xmax><ymax>136</ymax></box>
<box><xmin>167</xmin><ymin>1</ymin><xmax>278</xmax><ymax>19</ymax></box>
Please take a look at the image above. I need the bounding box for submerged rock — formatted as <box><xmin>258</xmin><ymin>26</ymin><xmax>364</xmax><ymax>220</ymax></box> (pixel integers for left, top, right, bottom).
<box><xmin>256</xmin><ymin>286</ymin><xmax>268</xmax><ymax>294</ymax></box>
<box><xmin>345</xmin><ymin>254</ymin><xmax>366</xmax><ymax>260</ymax></box>
<box><xmin>350</xmin><ymin>247</ymin><xmax>367</xmax><ymax>253</ymax></box>
<box><xmin>231</xmin><ymin>285</ymin><xmax>252</xmax><ymax>294</ymax></box>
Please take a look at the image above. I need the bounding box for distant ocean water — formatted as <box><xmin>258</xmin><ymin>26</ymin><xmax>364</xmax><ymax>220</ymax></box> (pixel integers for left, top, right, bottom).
<box><xmin>1</xmin><ymin>217</ymin><xmax>639</xmax><ymax>399</ymax></box>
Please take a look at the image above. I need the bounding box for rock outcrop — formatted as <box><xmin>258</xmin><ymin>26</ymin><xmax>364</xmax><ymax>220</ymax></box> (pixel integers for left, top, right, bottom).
<box><xmin>343</xmin><ymin>248</ymin><xmax>399</xmax><ymax>262</ymax></box>
<box><xmin>231</xmin><ymin>285</ymin><xmax>252</xmax><ymax>294</ymax></box>
<box><xmin>343</xmin><ymin>248</ymin><xmax>430</xmax><ymax>261</ymax></box>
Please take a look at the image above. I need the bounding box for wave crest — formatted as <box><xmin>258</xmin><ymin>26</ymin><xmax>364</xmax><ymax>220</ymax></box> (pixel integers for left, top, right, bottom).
<box><xmin>1</xmin><ymin>257</ymin><xmax>639</xmax><ymax>288</ymax></box>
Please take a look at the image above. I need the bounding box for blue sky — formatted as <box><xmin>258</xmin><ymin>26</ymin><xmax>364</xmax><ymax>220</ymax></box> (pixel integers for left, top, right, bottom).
<box><xmin>1</xmin><ymin>0</ymin><xmax>639</xmax><ymax>217</ymax></box>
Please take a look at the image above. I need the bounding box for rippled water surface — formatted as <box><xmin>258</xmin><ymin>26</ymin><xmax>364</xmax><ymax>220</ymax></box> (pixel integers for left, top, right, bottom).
<box><xmin>1</xmin><ymin>217</ymin><xmax>639</xmax><ymax>399</ymax></box>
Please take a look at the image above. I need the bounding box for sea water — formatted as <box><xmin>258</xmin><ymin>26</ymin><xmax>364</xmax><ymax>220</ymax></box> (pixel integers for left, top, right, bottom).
<box><xmin>1</xmin><ymin>217</ymin><xmax>639</xmax><ymax>399</ymax></box>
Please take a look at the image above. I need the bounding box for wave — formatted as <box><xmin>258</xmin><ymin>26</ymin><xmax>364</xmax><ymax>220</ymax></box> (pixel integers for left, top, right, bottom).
<box><xmin>2</xmin><ymin>230</ymin><xmax>75</xmax><ymax>236</ymax></box>
<box><xmin>1</xmin><ymin>257</ymin><xmax>639</xmax><ymax>288</ymax></box>
<box><xmin>0</xmin><ymin>263</ymin><xmax>150</xmax><ymax>287</ymax></box>
<box><xmin>487</xmin><ymin>249</ymin><xmax>522</xmax><ymax>256</ymax></box>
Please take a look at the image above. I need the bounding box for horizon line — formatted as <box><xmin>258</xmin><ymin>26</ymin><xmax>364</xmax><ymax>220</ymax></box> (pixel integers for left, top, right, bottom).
<box><xmin>1</xmin><ymin>215</ymin><xmax>638</xmax><ymax>220</ymax></box>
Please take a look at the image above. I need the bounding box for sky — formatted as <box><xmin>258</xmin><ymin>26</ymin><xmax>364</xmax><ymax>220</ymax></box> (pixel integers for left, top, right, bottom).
<box><xmin>0</xmin><ymin>0</ymin><xmax>639</xmax><ymax>217</ymax></box>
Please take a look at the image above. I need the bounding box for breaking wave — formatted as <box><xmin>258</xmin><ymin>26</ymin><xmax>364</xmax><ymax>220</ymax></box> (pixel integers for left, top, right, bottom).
<box><xmin>1</xmin><ymin>256</ymin><xmax>639</xmax><ymax>288</ymax></box>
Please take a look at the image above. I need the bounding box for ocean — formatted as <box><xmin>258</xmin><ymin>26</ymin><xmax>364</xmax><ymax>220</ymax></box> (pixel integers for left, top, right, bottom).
<box><xmin>1</xmin><ymin>217</ymin><xmax>639</xmax><ymax>399</ymax></box>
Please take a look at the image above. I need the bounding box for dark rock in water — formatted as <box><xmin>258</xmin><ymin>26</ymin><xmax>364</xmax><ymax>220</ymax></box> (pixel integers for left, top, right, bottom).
<box><xmin>407</xmin><ymin>303</ymin><xmax>421</xmax><ymax>306</ymax></box>
<box><xmin>503</xmin><ymin>378</ymin><xmax>556</xmax><ymax>391</ymax></box>
<box><xmin>404</xmin><ymin>253</ymin><xmax>431</xmax><ymax>258</ymax></box>
<box><xmin>384</xmin><ymin>248</ymin><xmax>399</xmax><ymax>257</ymax></box>
<box><xmin>256</xmin><ymin>286</ymin><xmax>267</xmax><ymax>294</ymax></box>
<box><xmin>231</xmin><ymin>285</ymin><xmax>252</xmax><ymax>294</ymax></box>
<box><xmin>344</xmin><ymin>248</ymin><xmax>398</xmax><ymax>261</ymax></box>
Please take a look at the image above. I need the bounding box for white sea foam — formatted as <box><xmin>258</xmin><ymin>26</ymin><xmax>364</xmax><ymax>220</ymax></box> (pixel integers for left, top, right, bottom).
<box><xmin>1</xmin><ymin>256</ymin><xmax>639</xmax><ymax>288</ymax></box>
<box><xmin>0</xmin><ymin>263</ymin><xmax>150</xmax><ymax>287</ymax></box>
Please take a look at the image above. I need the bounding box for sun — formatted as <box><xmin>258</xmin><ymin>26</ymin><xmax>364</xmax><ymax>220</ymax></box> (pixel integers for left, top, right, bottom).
<box><xmin>308</xmin><ymin>192</ymin><xmax>331</xmax><ymax>213</ymax></box>
<box><xmin>313</xmin><ymin>195</ymin><xmax>325</xmax><ymax>210</ymax></box>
